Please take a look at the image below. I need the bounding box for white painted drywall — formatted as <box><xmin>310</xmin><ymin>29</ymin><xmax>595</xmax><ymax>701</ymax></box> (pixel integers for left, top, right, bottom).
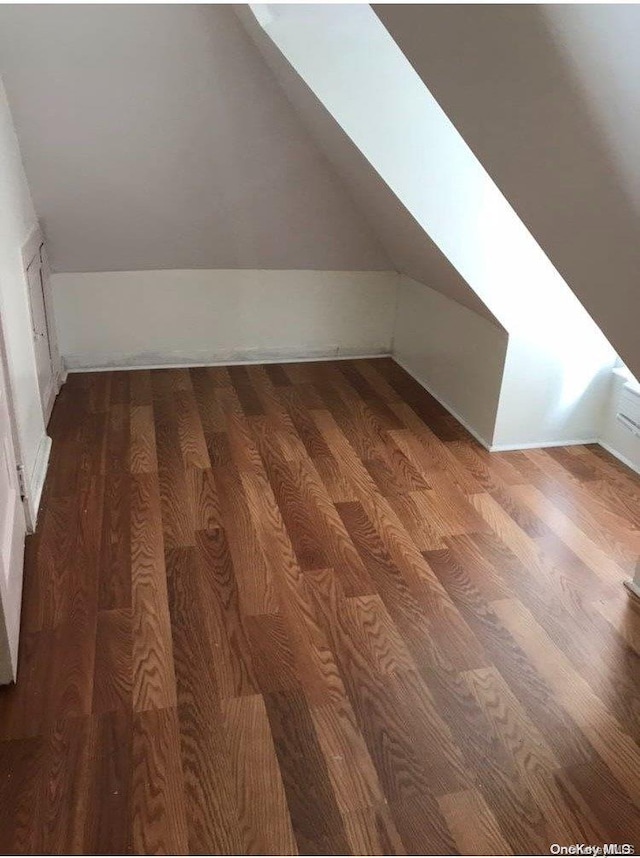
<box><xmin>52</xmin><ymin>270</ymin><xmax>399</xmax><ymax>370</ymax></box>
<box><xmin>236</xmin><ymin>5</ymin><xmax>495</xmax><ymax>323</ymax></box>
<box><xmin>0</xmin><ymin>4</ymin><xmax>389</xmax><ymax>273</ymax></box>
<box><xmin>492</xmin><ymin>335</ymin><xmax>614</xmax><ymax>450</ymax></box>
<box><xmin>251</xmin><ymin>6</ymin><xmax>588</xmax><ymax>337</ymax></box>
<box><xmin>375</xmin><ymin>4</ymin><xmax>640</xmax><ymax>381</ymax></box>
<box><xmin>393</xmin><ymin>272</ymin><xmax>615</xmax><ymax>450</ymax></box>
<box><xmin>393</xmin><ymin>276</ymin><xmax>508</xmax><ymax>447</ymax></box>
<box><xmin>0</xmin><ymin>77</ymin><xmax>48</xmax><ymax>507</ymax></box>
<box><xmin>252</xmin><ymin>4</ymin><xmax>618</xmax><ymax>452</ymax></box>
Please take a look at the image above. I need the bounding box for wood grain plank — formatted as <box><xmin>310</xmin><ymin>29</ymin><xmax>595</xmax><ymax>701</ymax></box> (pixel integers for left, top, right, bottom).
<box><xmin>252</xmin><ymin>419</ymin><xmax>331</xmax><ymax>572</ymax></box>
<box><xmin>175</xmin><ymin>386</ymin><xmax>211</xmax><ymax>470</ymax></box>
<box><xmin>432</xmin><ymin>538</ymin><xmax>596</xmax><ymax>769</ymax></box>
<box><xmin>493</xmin><ymin>597</ymin><xmax>640</xmax><ymax>802</ymax></box>
<box><xmin>92</xmin><ymin>608</ymin><xmax>132</xmax><ymax>715</ymax></box>
<box><xmin>509</xmin><ymin>483</ymin><xmax>628</xmax><ymax>583</ymax></box>
<box><xmin>9</xmin><ymin>359</ymin><xmax>640</xmax><ymax>855</ymax></box>
<box><xmin>463</xmin><ymin>665</ymin><xmax>591</xmax><ymax>844</ymax></box>
<box><xmin>246</xmin><ymin>613</ymin><xmax>300</xmax><ymax>694</ymax></box>
<box><xmin>194</xmin><ymin>528</ymin><xmax>258</xmax><ymax>699</ymax></box>
<box><xmin>165</xmin><ymin>546</ymin><xmax>245</xmax><ymax>853</ymax></box>
<box><xmin>238</xmin><ymin>467</ymin><xmax>346</xmax><ymax>706</ymax></box>
<box><xmin>311</xmin><ymin>698</ymin><xmax>386</xmax><ymax>815</ymax></box>
<box><xmin>215</xmin><ymin>462</ymin><xmax>278</xmax><ymax>616</ymax></box>
<box><xmin>263</xmin><ymin>688</ymin><xmax>350</xmax><ymax>855</ymax></box>
<box><xmin>130</xmin><ymin>472</ymin><xmax>177</xmax><ymax>712</ymax></box>
<box><xmin>0</xmin><ymin>736</ymin><xmax>45</xmax><ymax>854</ymax></box>
<box><xmin>438</xmin><ymin>788</ymin><xmax>513</xmax><ymax>856</ymax></box>
<box><xmin>129</xmin><ymin>405</ymin><xmax>157</xmax><ymax>474</ymax></box>
<box><xmin>83</xmin><ymin>712</ymin><xmax>133</xmax><ymax>855</ymax></box>
<box><xmin>342</xmin><ymin>803</ymin><xmax>406</xmax><ymax>856</ymax></box>
<box><xmin>98</xmin><ymin>470</ymin><xmax>132</xmax><ymax>610</ymax></box>
<box><xmin>132</xmin><ymin>707</ymin><xmax>188</xmax><ymax>855</ymax></box>
<box><xmin>223</xmin><ymin>694</ymin><xmax>297</xmax><ymax>855</ymax></box>
<box><xmin>38</xmin><ymin>716</ymin><xmax>94</xmax><ymax>854</ymax></box>
<box><xmin>185</xmin><ymin>466</ymin><xmax>221</xmax><ymax>532</ymax></box>
<box><xmin>555</xmin><ymin>758</ymin><xmax>640</xmax><ymax>846</ymax></box>
<box><xmin>129</xmin><ymin>369</ymin><xmax>153</xmax><ymax>406</ymax></box>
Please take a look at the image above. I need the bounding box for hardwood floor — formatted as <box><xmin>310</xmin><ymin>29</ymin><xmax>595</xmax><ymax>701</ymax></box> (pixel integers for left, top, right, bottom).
<box><xmin>1</xmin><ymin>357</ymin><xmax>640</xmax><ymax>854</ymax></box>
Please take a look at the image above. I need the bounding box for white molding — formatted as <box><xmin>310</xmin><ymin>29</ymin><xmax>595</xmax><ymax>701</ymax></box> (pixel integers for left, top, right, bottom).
<box><xmin>65</xmin><ymin>348</ymin><xmax>392</xmax><ymax>373</ymax></box>
<box><xmin>21</xmin><ymin>224</ymin><xmax>43</xmax><ymax>270</ymax></box>
<box><xmin>624</xmin><ymin>579</ymin><xmax>640</xmax><ymax>600</ymax></box>
<box><xmin>42</xmin><ymin>376</ymin><xmax>58</xmax><ymax>426</ymax></box>
<box><xmin>489</xmin><ymin>437</ymin><xmax>600</xmax><ymax>452</ymax></box>
<box><xmin>60</xmin><ymin>345</ymin><xmax>640</xmax><ymax>486</ymax></box>
<box><xmin>393</xmin><ymin>356</ymin><xmax>606</xmax><ymax>453</ymax></box>
<box><xmin>392</xmin><ymin>356</ymin><xmax>494</xmax><ymax>450</ymax></box>
<box><xmin>25</xmin><ymin>434</ymin><xmax>51</xmax><ymax>533</ymax></box>
<box><xmin>598</xmin><ymin>440</ymin><xmax>640</xmax><ymax>478</ymax></box>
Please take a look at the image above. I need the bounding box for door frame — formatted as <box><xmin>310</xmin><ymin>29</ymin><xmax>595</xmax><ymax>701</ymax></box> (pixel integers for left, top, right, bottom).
<box><xmin>22</xmin><ymin>226</ymin><xmax>64</xmax><ymax>425</ymax></box>
<box><xmin>20</xmin><ymin>227</ymin><xmax>62</xmax><ymax>530</ymax></box>
<box><xmin>0</xmin><ymin>292</ymin><xmax>37</xmax><ymax>533</ymax></box>
<box><xmin>0</xmin><ymin>304</ymin><xmax>27</xmax><ymax>683</ymax></box>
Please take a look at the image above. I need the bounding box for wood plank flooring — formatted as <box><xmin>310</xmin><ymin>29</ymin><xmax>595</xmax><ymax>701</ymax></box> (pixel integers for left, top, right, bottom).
<box><xmin>1</xmin><ymin>357</ymin><xmax>640</xmax><ymax>854</ymax></box>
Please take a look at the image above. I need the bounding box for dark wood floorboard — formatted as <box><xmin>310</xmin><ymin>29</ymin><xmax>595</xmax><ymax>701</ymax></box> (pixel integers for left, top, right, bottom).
<box><xmin>1</xmin><ymin>358</ymin><xmax>640</xmax><ymax>854</ymax></box>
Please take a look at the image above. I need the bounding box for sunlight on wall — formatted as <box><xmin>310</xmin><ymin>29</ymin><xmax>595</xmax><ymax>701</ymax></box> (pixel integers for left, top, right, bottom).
<box><xmin>252</xmin><ymin>3</ymin><xmax>617</xmax><ymax>443</ymax></box>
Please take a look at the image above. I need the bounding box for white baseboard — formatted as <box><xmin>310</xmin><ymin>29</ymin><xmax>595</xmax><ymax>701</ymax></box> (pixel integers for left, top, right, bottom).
<box><xmin>25</xmin><ymin>434</ymin><xmax>51</xmax><ymax>532</ymax></box>
<box><xmin>489</xmin><ymin>437</ymin><xmax>600</xmax><ymax>452</ymax></box>
<box><xmin>624</xmin><ymin>578</ymin><xmax>640</xmax><ymax>600</ymax></box>
<box><xmin>65</xmin><ymin>347</ymin><xmax>392</xmax><ymax>373</ymax></box>
<box><xmin>59</xmin><ymin>345</ymin><xmax>640</xmax><ymax>485</ymax></box>
<box><xmin>42</xmin><ymin>377</ymin><xmax>58</xmax><ymax>426</ymax></box>
<box><xmin>392</xmin><ymin>356</ymin><xmax>608</xmax><ymax>454</ymax></box>
<box><xmin>392</xmin><ymin>356</ymin><xmax>494</xmax><ymax>450</ymax></box>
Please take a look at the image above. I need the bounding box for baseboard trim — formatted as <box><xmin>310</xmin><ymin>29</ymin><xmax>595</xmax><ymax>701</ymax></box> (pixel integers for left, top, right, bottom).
<box><xmin>42</xmin><ymin>378</ymin><xmax>58</xmax><ymax>426</ymax></box>
<box><xmin>65</xmin><ymin>348</ymin><xmax>392</xmax><ymax>373</ymax></box>
<box><xmin>489</xmin><ymin>437</ymin><xmax>600</xmax><ymax>452</ymax></box>
<box><xmin>598</xmin><ymin>440</ymin><xmax>640</xmax><ymax>477</ymax></box>
<box><xmin>60</xmin><ymin>347</ymin><xmax>640</xmax><ymax>481</ymax></box>
<box><xmin>26</xmin><ymin>434</ymin><xmax>51</xmax><ymax>533</ymax></box>
<box><xmin>392</xmin><ymin>356</ymin><xmax>494</xmax><ymax>450</ymax></box>
<box><xmin>392</xmin><ymin>356</ymin><xmax>606</xmax><ymax>454</ymax></box>
<box><xmin>624</xmin><ymin>578</ymin><xmax>640</xmax><ymax>600</ymax></box>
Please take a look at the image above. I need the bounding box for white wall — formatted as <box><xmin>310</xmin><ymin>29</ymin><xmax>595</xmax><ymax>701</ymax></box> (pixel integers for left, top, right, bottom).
<box><xmin>376</xmin><ymin>4</ymin><xmax>640</xmax><ymax>380</ymax></box>
<box><xmin>393</xmin><ymin>275</ymin><xmax>614</xmax><ymax>450</ymax></box>
<box><xmin>0</xmin><ymin>4</ymin><xmax>389</xmax><ymax>273</ymax></box>
<box><xmin>393</xmin><ymin>276</ymin><xmax>508</xmax><ymax>447</ymax></box>
<box><xmin>52</xmin><ymin>270</ymin><xmax>398</xmax><ymax>370</ymax></box>
<box><xmin>252</xmin><ymin>4</ymin><xmax>618</xmax><ymax>452</ymax></box>
<box><xmin>236</xmin><ymin>5</ymin><xmax>495</xmax><ymax>323</ymax></box>
<box><xmin>249</xmin><ymin>5</ymin><xmax>557</xmax><ymax>334</ymax></box>
<box><xmin>493</xmin><ymin>335</ymin><xmax>613</xmax><ymax>450</ymax></box>
<box><xmin>0</xmin><ymin>77</ymin><xmax>49</xmax><ymax>513</ymax></box>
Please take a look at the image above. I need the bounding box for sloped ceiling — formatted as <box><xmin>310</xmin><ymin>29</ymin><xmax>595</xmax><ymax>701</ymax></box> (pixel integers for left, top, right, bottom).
<box><xmin>0</xmin><ymin>4</ymin><xmax>389</xmax><ymax>272</ymax></box>
<box><xmin>236</xmin><ymin>4</ymin><xmax>497</xmax><ymax>324</ymax></box>
<box><xmin>375</xmin><ymin>3</ymin><xmax>640</xmax><ymax>377</ymax></box>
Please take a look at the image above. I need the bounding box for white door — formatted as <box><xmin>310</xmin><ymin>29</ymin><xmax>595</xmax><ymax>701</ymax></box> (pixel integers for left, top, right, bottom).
<box><xmin>25</xmin><ymin>247</ymin><xmax>56</xmax><ymax>422</ymax></box>
<box><xmin>0</xmin><ymin>323</ymin><xmax>26</xmax><ymax>684</ymax></box>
